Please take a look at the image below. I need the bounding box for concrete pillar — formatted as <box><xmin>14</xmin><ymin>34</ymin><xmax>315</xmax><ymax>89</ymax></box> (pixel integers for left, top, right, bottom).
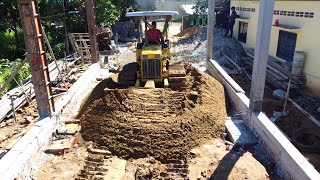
<box><xmin>86</xmin><ymin>0</ymin><xmax>99</xmax><ymax>63</ymax></box>
<box><xmin>249</xmin><ymin>0</ymin><xmax>275</xmax><ymax>113</ymax></box>
<box><xmin>206</xmin><ymin>0</ymin><xmax>215</xmax><ymax>60</ymax></box>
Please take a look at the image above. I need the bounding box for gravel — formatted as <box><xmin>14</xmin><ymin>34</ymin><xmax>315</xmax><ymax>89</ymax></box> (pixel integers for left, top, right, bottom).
<box><xmin>173</xmin><ymin>27</ymin><xmax>247</xmax><ymax>70</ymax></box>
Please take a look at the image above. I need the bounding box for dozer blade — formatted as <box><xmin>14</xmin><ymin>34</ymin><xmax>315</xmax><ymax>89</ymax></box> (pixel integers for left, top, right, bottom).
<box><xmin>168</xmin><ymin>64</ymin><xmax>187</xmax><ymax>91</ymax></box>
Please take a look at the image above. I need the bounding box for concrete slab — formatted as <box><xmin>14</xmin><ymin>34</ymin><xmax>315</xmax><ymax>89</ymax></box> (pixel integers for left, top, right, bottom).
<box><xmin>225</xmin><ymin>117</ymin><xmax>258</xmax><ymax>146</ymax></box>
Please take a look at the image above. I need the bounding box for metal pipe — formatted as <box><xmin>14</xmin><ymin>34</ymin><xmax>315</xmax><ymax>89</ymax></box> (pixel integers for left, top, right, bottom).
<box><xmin>145</xmin><ymin>16</ymin><xmax>149</xmax><ymax>45</ymax></box>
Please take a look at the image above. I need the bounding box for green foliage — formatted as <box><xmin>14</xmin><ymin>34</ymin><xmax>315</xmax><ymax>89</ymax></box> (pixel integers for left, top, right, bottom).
<box><xmin>192</xmin><ymin>0</ymin><xmax>208</xmax><ymax>15</ymax></box>
<box><xmin>0</xmin><ymin>59</ymin><xmax>30</xmax><ymax>96</ymax></box>
<box><xmin>0</xmin><ymin>0</ymin><xmax>25</xmax><ymax>61</ymax></box>
<box><xmin>96</xmin><ymin>0</ymin><xmax>120</xmax><ymax>25</ymax></box>
<box><xmin>0</xmin><ymin>29</ymin><xmax>25</xmax><ymax>60</ymax></box>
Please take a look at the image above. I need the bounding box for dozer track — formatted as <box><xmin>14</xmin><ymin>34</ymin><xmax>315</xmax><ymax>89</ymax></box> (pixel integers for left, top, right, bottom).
<box><xmin>168</xmin><ymin>64</ymin><xmax>187</xmax><ymax>91</ymax></box>
<box><xmin>117</xmin><ymin>62</ymin><xmax>138</xmax><ymax>87</ymax></box>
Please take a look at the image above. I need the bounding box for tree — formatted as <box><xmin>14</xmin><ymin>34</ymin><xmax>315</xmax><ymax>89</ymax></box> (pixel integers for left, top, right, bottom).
<box><xmin>192</xmin><ymin>0</ymin><xmax>208</xmax><ymax>15</ymax></box>
<box><xmin>0</xmin><ymin>0</ymin><xmax>25</xmax><ymax>60</ymax></box>
<box><xmin>95</xmin><ymin>0</ymin><xmax>120</xmax><ymax>26</ymax></box>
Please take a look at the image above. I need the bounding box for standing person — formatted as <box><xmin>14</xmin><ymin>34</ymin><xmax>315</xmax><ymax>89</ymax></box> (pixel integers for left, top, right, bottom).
<box><xmin>224</xmin><ymin>6</ymin><xmax>240</xmax><ymax>37</ymax></box>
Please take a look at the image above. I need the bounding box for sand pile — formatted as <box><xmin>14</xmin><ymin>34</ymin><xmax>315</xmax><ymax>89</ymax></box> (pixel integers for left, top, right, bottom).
<box><xmin>80</xmin><ymin>65</ymin><xmax>227</xmax><ymax>162</ymax></box>
<box><xmin>176</xmin><ymin>26</ymin><xmax>201</xmax><ymax>38</ymax></box>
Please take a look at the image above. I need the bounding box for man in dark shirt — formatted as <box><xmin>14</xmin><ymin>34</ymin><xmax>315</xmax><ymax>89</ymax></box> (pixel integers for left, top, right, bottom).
<box><xmin>224</xmin><ymin>7</ymin><xmax>240</xmax><ymax>37</ymax></box>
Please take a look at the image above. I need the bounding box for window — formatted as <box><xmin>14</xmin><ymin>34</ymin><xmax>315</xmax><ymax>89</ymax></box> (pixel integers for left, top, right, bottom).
<box><xmin>274</xmin><ymin>10</ymin><xmax>314</xmax><ymax>18</ymax></box>
<box><xmin>295</xmin><ymin>12</ymin><xmax>304</xmax><ymax>17</ymax></box>
<box><xmin>304</xmin><ymin>12</ymin><xmax>314</xmax><ymax>18</ymax></box>
<box><xmin>238</xmin><ymin>22</ymin><xmax>248</xmax><ymax>43</ymax></box>
<box><xmin>288</xmin><ymin>11</ymin><xmax>295</xmax><ymax>16</ymax></box>
<box><xmin>276</xmin><ymin>30</ymin><xmax>297</xmax><ymax>61</ymax></box>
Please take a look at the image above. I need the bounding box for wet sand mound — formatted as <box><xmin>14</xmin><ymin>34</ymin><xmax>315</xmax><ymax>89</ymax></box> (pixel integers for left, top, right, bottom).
<box><xmin>80</xmin><ymin>65</ymin><xmax>227</xmax><ymax>162</ymax></box>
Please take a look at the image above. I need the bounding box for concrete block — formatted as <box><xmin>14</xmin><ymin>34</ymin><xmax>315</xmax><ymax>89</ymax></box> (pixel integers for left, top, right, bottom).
<box><xmin>96</xmin><ymin>68</ymin><xmax>110</xmax><ymax>81</ymax></box>
<box><xmin>45</xmin><ymin>138</ymin><xmax>74</xmax><ymax>154</ymax></box>
<box><xmin>57</xmin><ymin>123</ymin><xmax>80</xmax><ymax>135</ymax></box>
<box><xmin>225</xmin><ymin>117</ymin><xmax>258</xmax><ymax>146</ymax></box>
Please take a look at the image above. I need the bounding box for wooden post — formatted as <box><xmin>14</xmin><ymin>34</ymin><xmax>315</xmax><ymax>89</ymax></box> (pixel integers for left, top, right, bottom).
<box><xmin>18</xmin><ymin>0</ymin><xmax>54</xmax><ymax>117</ymax></box>
<box><xmin>85</xmin><ymin>0</ymin><xmax>99</xmax><ymax>63</ymax></box>
<box><xmin>283</xmin><ymin>74</ymin><xmax>292</xmax><ymax>114</ymax></box>
<box><xmin>206</xmin><ymin>0</ymin><xmax>215</xmax><ymax>60</ymax></box>
<box><xmin>9</xmin><ymin>95</ymin><xmax>17</xmax><ymax>123</ymax></box>
<box><xmin>249</xmin><ymin>0</ymin><xmax>275</xmax><ymax>113</ymax></box>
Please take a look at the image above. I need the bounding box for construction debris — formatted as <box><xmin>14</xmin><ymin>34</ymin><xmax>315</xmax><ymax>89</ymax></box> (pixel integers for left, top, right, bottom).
<box><xmin>97</xmin><ymin>26</ymin><xmax>112</xmax><ymax>51</ymax></box>
<box><xmin>68</xmin><ymin>33</ymin><xmax>91</xmax><ymax>62</ymax></box>
<box><xmin>245</xmin><ymin>48</ymin><xmax>306</xmax><ymax>90</ymax></box>
<box><xmin>0</xmin><ymin>56</ymin><xmax>81</xmax><ymax>124</ymax></box>
<box><xmin>272</xmin><ymin>89</ymin><xmax>286</xmax><ymax>101</ymax></box>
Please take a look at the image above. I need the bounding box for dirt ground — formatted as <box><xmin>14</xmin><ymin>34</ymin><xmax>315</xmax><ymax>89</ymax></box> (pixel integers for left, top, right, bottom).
<box><xmin>34</xmin><ymin>146</ymin><xmax>87</xmax><ymax>180</ymax></box>
<box><xmin>81</xmin><ymin>64</ymin><xmax>227</xmax><ymax>162</ymax></box>
<box><xmin>0</xmin><ymin>99</ymin><xmax>38</xmax><ymax>150</ymax></box>
<box><xmin>34</xmin><ymin>136</ymin><xmax>274</xmax><ymax>180</ymax></box>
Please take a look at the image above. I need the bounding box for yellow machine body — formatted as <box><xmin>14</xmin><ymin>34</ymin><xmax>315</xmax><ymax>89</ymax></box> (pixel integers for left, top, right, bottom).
<box><xmin>136</xmin><ymin>44</ymin><xmax>170</xmax><ymax>83</ymax></box>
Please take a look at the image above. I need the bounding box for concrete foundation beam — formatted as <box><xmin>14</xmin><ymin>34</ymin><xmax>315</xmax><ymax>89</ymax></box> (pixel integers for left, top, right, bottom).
<box><xmin>206</xmin><ymin>59</ymin><xmax>320</xmax><ymax>180</ymax></box>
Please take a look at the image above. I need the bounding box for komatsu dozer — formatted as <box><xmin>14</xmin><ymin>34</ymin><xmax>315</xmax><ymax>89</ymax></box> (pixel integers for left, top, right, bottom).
<box><xmin>124</xmin><ymin>11</ymin><xmax>187</xmax><ymax>89</ymax></box>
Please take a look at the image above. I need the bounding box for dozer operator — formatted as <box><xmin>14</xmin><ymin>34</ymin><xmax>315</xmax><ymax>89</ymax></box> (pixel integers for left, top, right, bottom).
<box><xmin>145</xmin><ymin>20</ymin><xmax>164</xmax><ymax>45</ymax></box>
<box><xmin>124</xmin><ymin>11</ymin><xmax>186</xmax><ymax>89</ymax></box>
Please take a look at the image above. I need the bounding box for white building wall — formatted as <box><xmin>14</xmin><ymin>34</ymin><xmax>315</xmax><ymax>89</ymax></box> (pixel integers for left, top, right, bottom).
<box><xmin>231</xmin><ymin>0</ymin><xmax>320</xmax><ymax>96</ymax></box>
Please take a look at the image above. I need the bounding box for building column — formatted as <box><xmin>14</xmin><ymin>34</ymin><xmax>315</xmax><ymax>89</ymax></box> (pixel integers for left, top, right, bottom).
<box><xmin>249</xmin><ymin>0</ymin><xmax>275</xmax><ymax>113</ymax></box>
<box><xmin>86</xmin><ymin>0</ymin><xmax>99</xmax><ymax>63</ymax></box>
<box><xmin>206</xmin><ymin>0</ymin><xmax>215</xmax><ymax>60</ymax></box>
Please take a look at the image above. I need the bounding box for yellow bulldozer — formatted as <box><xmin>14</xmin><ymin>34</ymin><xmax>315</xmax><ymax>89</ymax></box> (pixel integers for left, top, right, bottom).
<box><xmin>123</xmin><ymin>11</ymin><xmax>186</xmax><ymax>90</ymax></box>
